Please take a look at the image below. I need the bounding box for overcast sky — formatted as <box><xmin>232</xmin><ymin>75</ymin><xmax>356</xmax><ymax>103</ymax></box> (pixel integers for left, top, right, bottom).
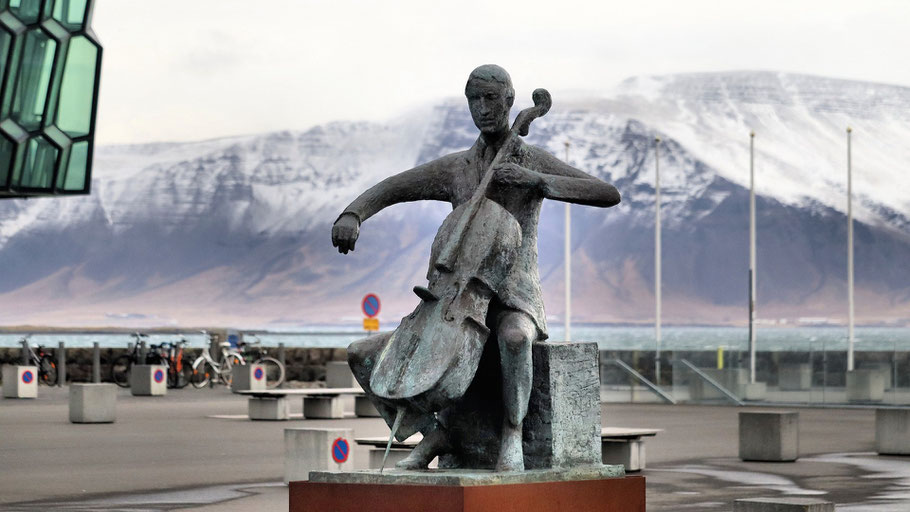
<box><xmin>92</xmin><ymin>0</ymin><xmax>910</xmax><ymax>145</ymax></box>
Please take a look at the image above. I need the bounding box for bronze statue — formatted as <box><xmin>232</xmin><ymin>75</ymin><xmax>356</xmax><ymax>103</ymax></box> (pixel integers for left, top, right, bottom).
<box><xmin>331</xmin><ymin>64</ymin><xmax>620</xmax><ymax>471</ymax></box>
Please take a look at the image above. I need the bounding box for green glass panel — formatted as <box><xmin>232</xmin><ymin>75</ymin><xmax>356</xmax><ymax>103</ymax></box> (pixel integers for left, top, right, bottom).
<box><xmin>0</xmin><ymin>29</ymin><xmax>11</xmax><ymax>88</ymax></box>
<box><xmin>9</xmin><ymin>0</ymin><xmax>43</xmax><ymax>24</ymax></box>
<box><xmin>0</xmin><ymin>135</ymin><xmax>12</xmax><ymax>185</ymax></box>
<box><xmin>19</xmin><ymin>135</ymin><xmax>55</xmax><ymax>188</ymax></box>
<box><xmin>56</xmin><ymin>35</ymin><xmax>95</xmax><ymax>136</ymax></box>
<box><xmin>53</xmin><ymin>0</ymin><xmax>86</xmax><ymax>31</ymax></box>
<box><xmin>62</xmin><ymin>138</ymin><xmax>85</xmax><ymax>190</ymax></box>
<box><xmin>10</xmin><ymin>28</ymin><xmax>56</xmax><ymax>131</ymax></box>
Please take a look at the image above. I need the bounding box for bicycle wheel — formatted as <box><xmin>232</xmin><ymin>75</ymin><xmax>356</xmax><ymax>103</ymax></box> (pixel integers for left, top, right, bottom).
<box><xmin>256</xmin><ymin>357</ymin><xmax>285</xmax><ymax>389</ymax></box>
<box><xmin>172</xmin><ymin>356</ymin><xmax>194</xmax><ymax>389</ymax></box>
<box><xmin>190</xmin><ymin>358</ymin><xmax>213</xmax><ymax>388</ymax></box>
<box><xmin>111</xmin><ymin>355</ymin><xmax>133</xmax><ymax>388</ymax></box>
<box><xmin>38</xmin><ymin>355</ymin><xmax>57</xmax><ymax>386</ymax></box>
<box><xmin>219</xmin><ymin>354</ymin><xmax>244</xmax><ymax>386</ymax></box>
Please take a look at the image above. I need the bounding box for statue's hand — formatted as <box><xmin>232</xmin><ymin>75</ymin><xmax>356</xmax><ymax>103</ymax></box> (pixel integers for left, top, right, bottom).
<box><xmin>332</xmin><ymin>213</ymin><xmax>361</xmax><ymax>254</ymax></box>
<box><xmin>491</xmin><ymin>163</ymin><xmax>544</xmax><ymax>191</ymax></box>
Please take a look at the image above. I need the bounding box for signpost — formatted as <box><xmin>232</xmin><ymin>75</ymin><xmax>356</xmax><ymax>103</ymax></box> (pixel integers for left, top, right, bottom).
<box><xmin>362</xmin><ymin>294</ymin><xmax>381</xmax><ymax>332</ymax></box>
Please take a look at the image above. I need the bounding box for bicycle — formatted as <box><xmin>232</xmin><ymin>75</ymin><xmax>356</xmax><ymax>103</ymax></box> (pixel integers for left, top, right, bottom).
<box><xmin>190</xmin><ymin>332</ymin><xmax>245</xmax><ymax>388</ymax></box>
<box><xmin>19</xmin><ymin>335</ymin><xmax>57</xmax><ymax>386</ymax></box>
<box><xmin>154</xmin><ymin>339</ymin><xmax>193</xmax><ymax>389</ymax></box>
<box><xmin>238</xmin><ymin>336</ymin><xmax>286</xmax><ymax>389</ymax></box>
<box><xmin>110</xmin><ymin>333</ymin><xmax>167</xmax><ymax>388</ymax></box>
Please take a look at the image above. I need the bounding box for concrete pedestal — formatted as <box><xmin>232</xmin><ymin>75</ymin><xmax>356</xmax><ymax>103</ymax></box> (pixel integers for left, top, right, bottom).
<box><xmin>130</xmin><ymin>365</ymin><xmax>167</xmax><ymax>396</ymax></box>
<box><xmin>875</xmin><ymin>408</ymin><xmax>910</xmax><ymax>455</ymax></box>
<box><xmin>847</xmin><ymin>369</ymin><xmax>884</xmax><ymax>402</ymax></box>
<box><xmin>284</xmin><ymin>427</ymin><xmax>354</xmax><ymax>483</ymax></box>
<box><xmin>325</xmin><ymin>361</ymin><xmax>357</xmax><ymax>388</ymax></box>
<box><xmin>354</xmin><ymin>395</ymin><xmax>381</xmax><ymax>417</ymax></box>
<box><xmin>231</xmin><ymin>364</ymin><xmax>266</xmax><ymax>392</ymax></box>
<box><xmin>734</xmin><ymin>497</ymin><xmax>834</xmax><ymax>511</ymax></box>
<box><xmin>303</xmin><ymin>396</ymin><xmax>345</xmax><ymax>419</ymax></box>
<box><xmin>602</xmin><ymin>439</ymin><xmax>645</xmax><ymax>471</ymax></box>
<box><xmin>2</xmin><ymin>365</ymin><xmax>38</xmax><ymax>399</ymax></box>
<box><xmin>292</xmin><ymin>470</ymin><xmax>641</xmax><ymax>512</ymax></box>
<box><xmin>249</xmin><ymin>397</ymin><xmax>290</xmax><ymax>421</ymax></box>
<box><xmin>739</xmin><ymin>411</ymin><xmax>799</xmax><ymax>462</ymax></box>
<box><xmin>779</xmin><ymin>364</ymin><xmax>812</xmax><ymax>391</ymax></box>
<box><xmin>69</xmin><ymin>383</ymin><xmax>116</xmax><ymax>423</ymax></box>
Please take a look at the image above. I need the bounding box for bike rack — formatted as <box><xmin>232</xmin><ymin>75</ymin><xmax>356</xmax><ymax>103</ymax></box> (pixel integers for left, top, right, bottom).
<box><xmin>606</xmin><ymin>358</ymin><xmax>677</xmax><ymax>405</ymax></box>
<box><xmin>679</xmin><ymin>359</ymin><xmax>744</xmax><ymax>406</ymax></box>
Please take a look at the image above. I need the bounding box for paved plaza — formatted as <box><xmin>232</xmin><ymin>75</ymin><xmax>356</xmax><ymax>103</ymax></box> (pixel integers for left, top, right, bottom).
<box><xmin>1</xmin><ymin>386</ymin><xmax>908</xmax><ymax>510</ymax></box>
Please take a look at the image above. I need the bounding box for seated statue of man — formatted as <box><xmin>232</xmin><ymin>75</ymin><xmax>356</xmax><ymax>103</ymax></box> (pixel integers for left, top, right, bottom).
<box><xmin>331</xmin><ymin>64</ymin><xmax>620</xmax><ymax>471</ymax></box>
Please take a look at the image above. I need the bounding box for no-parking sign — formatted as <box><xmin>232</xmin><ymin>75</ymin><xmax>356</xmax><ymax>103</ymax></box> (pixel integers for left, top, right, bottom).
<box><xmin>361</xmin><ymin>294</ymin><xmax>381</xmax><ymax>318</ymax></box>
<box><xmin>153</xmin><ymin>369</ymin><xmax>165</xmax><ymax>383</ymax></box>
<box><xmin>331</xmin><ymin>437</ymin><xmax>350</xmax><ymax>464</ymax></box>
<box><xmin>254</xmin><ymin>367</ymin><xmax>264</xmax><ymax>381</ymax></box>
<box><xmin>22</xmin><ymin>370</ymin><xmax>33</xmax><ymax>384</ymax></box>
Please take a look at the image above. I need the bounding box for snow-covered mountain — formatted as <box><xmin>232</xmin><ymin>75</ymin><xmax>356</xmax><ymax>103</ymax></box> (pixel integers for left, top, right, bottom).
<box><xmin>1</xmin><ymin>71</ymin><xmax>909</xmax><ymax>328</ymax></box>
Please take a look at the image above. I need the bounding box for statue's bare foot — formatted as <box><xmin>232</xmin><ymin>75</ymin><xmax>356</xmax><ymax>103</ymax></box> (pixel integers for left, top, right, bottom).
<box><xmin>495</xmin><ymin>420</ymin><xmax>525</xmax><ymax>472</ymax></box>
<box><xmin>394</xmin><ymin>426</ymin><xmax>450</xmax><ymax>470</ymax></box>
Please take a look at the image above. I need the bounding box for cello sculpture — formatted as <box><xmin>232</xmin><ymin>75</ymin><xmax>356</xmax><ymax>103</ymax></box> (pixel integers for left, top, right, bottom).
<box><xmin>332</xmin><ymin>64</ymin><xmax>620</xmax><ymax>471</ymax></box>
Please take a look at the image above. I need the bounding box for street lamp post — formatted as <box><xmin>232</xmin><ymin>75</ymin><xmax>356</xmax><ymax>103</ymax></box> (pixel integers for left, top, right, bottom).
<box><xmin>654</xmin><ymin>137</ymin><xmax>662</xmax><ymax>385</ymax></box>
<box><xmin>564</xmin><ymin>141</ymin><xmax>572</xmax><ymax>343</ymax></box>
<box><xmin>847</xmin><ymin>127</ymin><xmax>855</xmax><ymax>371</ymax></box>
<box><xmin>749</xmin><ymin>131</ymin><xmax>757</xmax><ymax>384</ymax></box>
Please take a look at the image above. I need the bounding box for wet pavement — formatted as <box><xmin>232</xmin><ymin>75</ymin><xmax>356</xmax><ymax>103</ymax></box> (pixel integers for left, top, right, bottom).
<box><xmin>1</xmin><ymin>386</ymin><xmax>909</xmax><ymax>510</ymax></box>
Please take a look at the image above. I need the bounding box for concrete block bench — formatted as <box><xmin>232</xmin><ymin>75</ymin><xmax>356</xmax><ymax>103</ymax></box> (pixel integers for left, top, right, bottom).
<box><xmin>285</xmin><ymin>427</ymin><xmax>354</xmax><ymax>483</ymax></box>
<box><xmin>69</xmin><ymin>383</ymin><xmax>116</xmax><ymax>423</ymax></box>
<box><xmin>130</xmin><ymin>365</ymin><xmax>167</xmax><ymax>396</ymax></box>
<box><xmin>601</xmin><ymin>427</ymin><xmax>661</xmax><ymax>472</ymax></box>
<box><xmin>238</xmin><ymin>387</ymin><xmax>363</xmax><ymax>420</ymax></box>
<box><xmin>354</xmin><ymin>395</ymin><xmax>381</xmax><ymax>417</ymax></box>
<box><xmin>779</xmin><ymin>364</ymin><xmax>812</xmax><ymax>391</ymax></box>
<box><xmin>325</xmin><ymin>361</ymin><xmax>357</xmax><ymax>388</ymax></box>
<box><xmin>355</xmin><ymin>435</ymin><xmax>422</xmax><ymax>469</ymax></box>
<box><xmin>847</xmin><ymin>369</ymin><xmax>885</xmax><ymax>402</ymax></box>
<box><xmin>231</xmin><ymin>364</ymin><xmax>266</xmax><ymax>392</ymax></box>
<box><xmin>2</xmin><ymin>365</ymin><xmax>38</xmax><ymax>399</ymax></box>
<box><xmin>739</xmin><ymin>411</ymin><xmax>799</xmax><ymax>462</ymax></box>
<box><xmin>733</xmin><ymin>497</ymin><xmax>834</xmax><ymax>511</ymax></box>
<box><xmin>876</xmin><ymin>408</ymin><xmax>910</xmax><ymax>455</ymax></box>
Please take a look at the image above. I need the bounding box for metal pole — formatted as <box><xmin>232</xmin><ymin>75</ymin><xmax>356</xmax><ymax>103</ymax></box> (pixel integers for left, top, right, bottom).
<box><xmin>278</xmin><ymin>342</ymin><xmax>287</xmax><ymax>389</ymax></box>
<box><xmin>57</xmin><ymin>341</ymin><xmax>66</xmax><ymax>387</ymax></box>
<box><xmin>749</xmin><ymin>131</ymin><xmax>757</xmax><ymax>384</ymax></box>
<box><xmin>139</xmin><ymin>341</ymin><xmax>147</xmax><ymax>363</ymax></box>
<box><xmin>20</xmin><ymin>339</ymin><xmax>28</xmax><ymax>365</ymax></box>
<box><xmin>847</xmin><ymin>127</ymin><xmax>855</xmax><ymax>371</ymax></box>
<box><xmin>92</xmin><ymin>342</ymin><xmax>101</xmax><ymax>383</ymax></box>
<box><xmin>564</xmin><ymin>140</ymin><xmax>572</xmax><ymax>342</ymax></box>
<box><xmin>654</xmin><ymin>137</ymin><xmax>662</xmax><ymax>385</ymax></box>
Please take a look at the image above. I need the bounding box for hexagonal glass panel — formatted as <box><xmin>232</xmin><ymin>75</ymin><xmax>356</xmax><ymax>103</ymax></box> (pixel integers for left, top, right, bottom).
<box><xmin>8</xmin><ymin>0</ymin><xmax>43</xmax><ymax>25</ymax></box>
<box><xmin>10</xmin><ymin>28</ymin><xmax>56</xmax><ymax>131</ymax></box>
<box><xmin>53</xmin><ymin>0</ymin><xmax>86</xmax><ymax>31</ymax></box>
<box><xmin>62</xmin><ymin>138</ymin><xmax>85</xmax><ymax>190</ymax></box>
<box><xmin>56</xmin><ymin>35</ymin><xmax>96</xmax><ymax>137</ymax></box>
<box><xmin>19</xmin><ymin>135</ymin><xmax>56</xmax><ymax>188</ymax></box>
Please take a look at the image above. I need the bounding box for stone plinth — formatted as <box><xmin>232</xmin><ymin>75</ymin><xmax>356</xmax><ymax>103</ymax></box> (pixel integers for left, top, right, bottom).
<box><xmin>130</xmin><ymin>365</ymin><xmax>167</xmax><ymax>396</ymax></box>
<box><xmin>293</xmin><ymin>470</ymin><xmax>641</xmax><ymax>512</ymax></box>
<box><xmin>326</xmin><ymin>361</ymin><xmax>357</xmax><ymax>388</ymax></box>
<box><xmin>284</xmin><ymin>428</ymin><xmax>354</xmax><ymax>483</ymax></box>
<box><xmin>231</xmin><ymin>364</ymin><xmax>266</xmax><ymax>392</ymax></box>
<box><xmin>2</xmin><ymin>365</ymin><xmax>38</xmax><ymax>399</ymax></box>
<box><xmin>69</xmin><ymin>383</ymin><xmax>116</xmax><ymax>423</ymax></box>
<box><xmin>876</xmin><ymin>408</ymin><xmax>910</xmax><ymax>455</ymax></box>
<box><xmin>779</xmin><ymin>364</ymin><xmax>812</xmax><ymax>391</ymax></box>
<box><xmin>739</xmin><ymin>411</ymin><xmax>799</xmax><ymax>462</ymax></box>
<box><xmin>733</xmin><ymin>497</ymin><xmax>834</xmax><ymax>511</ymax></box>
<box><xmin>602</xmin><ymin>439</ymin><xmax>645</xmax><ymax>471</ymax></box>
<box><xmin>249</xmin><ymin>397</ymin><xmax>290</xmax><ymax>421</ymax></box>
<box><xmin>354</xmin><ymin>395</ymin><xmax>381</xmax><ymax>417</ymax></box>
<box><xmin>303</xmin><ymin>396</ymin><xmax>345</xmax><ymax>419</ymax></box>
<box><xmin>847</xmin><ymin>369</ymin><xmax>884</xmax><ymax>402</ymax></box>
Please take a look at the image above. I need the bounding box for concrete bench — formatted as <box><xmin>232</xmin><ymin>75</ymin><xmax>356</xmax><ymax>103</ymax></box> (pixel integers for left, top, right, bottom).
<box><xmin>847</xmin><ymin>369</ymin><xmax>885</xmax><ymax>402</ymax></box>
<box><xmin>876</xmin><ymin>408</ymin><xmax>910</xmax><ymax>455</ymax></box>
<box><xmin>733</xmin><ymin>497</ymin><xmax>834</xmax><ymax>511</ymax></box>
<box><xmin>231</xmin><ymin>364</ymin><xmax>266</xmax><ymax>392</ymax></box>
<box><xmin>778</xmin><ymin>364</ymin><xmax>812</xmax><ymax>391</ymax></box>
<box><xmin>130</xmin><ymin>365</ymin><xmax>167</xmax><ymax>396</ymax></box>
<box><xmin>739</xmin><ymin>411</ymin><xmax>799</xmax><ymax>462</ymax></box>
<box><xmin>69</xmin><ymin>383</ymin><xmax>117</xmax><ymax>423</ymax></box>
<box><xmin>285</xmin><ymin>427</ymin><xmax>354</xmax><ymax>483</ymax></box>
<box><xmin>355</xmin><ymin>435</ymin><xmax>422</xmax><ymax>469</ymax></box>
<box><xmin>238</xmin><ymin>387</ymin><xmax>364</xmax><ymax>420</ymax></box>
<box><xmin>601</xmin><ymin>427</ymin><xmax>661</xmax><ymax>471</ymax></box>
<box><xmin>2</xmin><ymin>365</ymin><xmax>38</xmax><ymax>399</ymax></box>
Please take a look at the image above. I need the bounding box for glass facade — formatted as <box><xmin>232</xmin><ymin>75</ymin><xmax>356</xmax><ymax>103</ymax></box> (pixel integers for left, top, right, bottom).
<box><xmin>0</xmin><ymin>0</ymin><xmax>100</xmax><ymax>197</ymax></box>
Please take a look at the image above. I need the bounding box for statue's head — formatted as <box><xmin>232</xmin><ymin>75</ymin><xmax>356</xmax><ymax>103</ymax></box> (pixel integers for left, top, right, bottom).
<box><xmin>465</xmin><ymin>64</ymin><xmax>514</xmax><ymax>136</ymax></box>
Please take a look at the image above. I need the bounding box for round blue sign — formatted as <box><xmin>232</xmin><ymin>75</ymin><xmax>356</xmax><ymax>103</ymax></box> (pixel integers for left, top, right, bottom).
<box><xmin>22</xmin><ymin>370</ymin><xmax>34</xmax><ymax>384</ymax></box>
<box><xmin>362</xmin><ymin>294</ymin><xmax>380</xmax><ymax>318</ymax></box>
<box><xmin>153</xmin><ymin>369</ymin><xmax>165</xmax><ymax>383</ymax></box>
<box><xmin>254</xmin><ymin>367</ymin><xmax>264</xmax><ymax>380</ymax></box>
<box><xmin>331</xmin><ymin>437</ymin><xmax>350</xmax><ymax>463</ymax></box>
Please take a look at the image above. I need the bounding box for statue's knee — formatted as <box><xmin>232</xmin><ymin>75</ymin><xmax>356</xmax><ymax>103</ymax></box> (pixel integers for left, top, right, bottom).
<box><xmin>348</xmin><ymin>332</ymin><xmax>391</xmax><ymax>373</ymax></box>
<box><xmin>498</xmin><ymin>326</ymin><xmax>531</xmax><ymax>354</ymax></box>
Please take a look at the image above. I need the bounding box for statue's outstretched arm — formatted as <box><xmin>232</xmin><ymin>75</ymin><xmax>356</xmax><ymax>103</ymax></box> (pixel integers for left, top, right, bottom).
<box><xmin>332</xmin><ymin>156</ymin><xmax>457</xmax><ymax>253</ymax></box>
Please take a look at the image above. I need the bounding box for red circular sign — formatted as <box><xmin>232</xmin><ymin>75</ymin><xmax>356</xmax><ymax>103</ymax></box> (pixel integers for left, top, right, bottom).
<box><xmin>153</xmin><ymin>369</ymin><xmax>165</xmax><ymax>383</ymax></box>
<box><xmin>331</xmin><ymin>437</ymin><xmax>350</xmax><ymax>463</ymax></box>
<box><xmin>361</xmin><ymin>294</ymin><xmax>381</xmax><ymax>318</ymax></box>
<box><xmin>22</xmin><ymin>370</ymin><xmax>34</xmax><ymax>384</ymax></box>
<box><xmin>254</xmin><ymin>367</ymin><xmax>264</xmax><ymax>381</ymax></box>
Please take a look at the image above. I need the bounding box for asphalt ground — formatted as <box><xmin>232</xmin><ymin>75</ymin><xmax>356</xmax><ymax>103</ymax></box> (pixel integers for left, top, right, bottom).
<box><xmin>1</xmin><ymin>385</ymin><xmax>909</xmax><ymax>511</ymax></box>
